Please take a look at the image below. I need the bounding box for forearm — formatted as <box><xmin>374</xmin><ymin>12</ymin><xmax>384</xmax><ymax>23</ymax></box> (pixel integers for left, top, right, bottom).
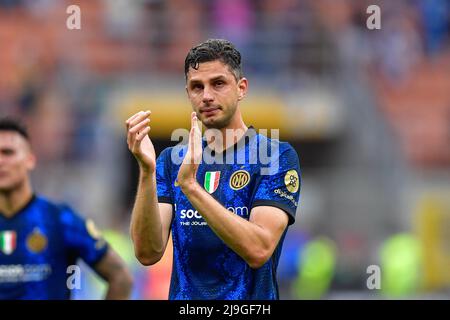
<box><xmin>181</xmin><ymin>182</ymin><xmax>272</xmax><ymax>268</ymax></box>
<box><xmin>130</xmin><ymin>169</ymin><xmax>164</xmax><ymax>260</ymax></box>
<box><xmin>105</xmin><ymin>273</ymin><xmax>133</xmax><ymax>300</ymax></box>
<box><xmin>96</xmin><ymin>249</ymin><xmax>134</xmax><ymax>300</ymax></box>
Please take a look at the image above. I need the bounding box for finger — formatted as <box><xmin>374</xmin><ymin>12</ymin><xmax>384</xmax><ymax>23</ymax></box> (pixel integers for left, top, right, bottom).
<box><xmin>194</xmin><ymin>115</ymin><xmax>202</xmax><ymax>139</ymax></box>
<box><xmin>125</xmin><ymin>111</ymin><xmax>144</xmax><ymax>129</ymax></box>
<box><xmin>127</xmin><ymin>118</ymin><xmax>147</xmax><ymax>148</ymax></box>
<box><xmin>191</xmin><ymin>112</ymin><xmax>198</xmax><ymax>129</ymax></box>
<box><xmin>129</xmin><ymin>118</ymin><xmax>150</xmax><ymax>134</ymax></box>
<box><xmin>131</xmin><ymin>126</ymin><xmax>150</xmax><ymax>153</ymax></box>
<box><xmin>135</xmin><ymin>126</ymin><xmax>150</xmax><ymax>142</ymax></box>
<box><xmin>189</xmin><ymin>125</ymin><xmax>195</xmax><ymax>149</ymax></box>
<box><xmin>129</xmin><ymin>110</ymin><xmax>151</xmax><ymax>129</ymax></box>
<box><xmin>189</xmin><ymin>113</ymin><xmax>197</xmax><ymax>139</ymax></box>
<box><xmin>126</xmin><ymin>111</ymin><xmax>143</xmax><ymax>124</ymax></box>
<box><xmin>127</xmin><ymin>126</ymin><xmax>136</xmax><ymax>149</ymax></box>
<box><xmin>128</xmin><ymin>110</ymin><xmax>151</xmax><ymax>129</ymax></box>
<box><xmin>191</xmin><ymin>121</ymin><xmax>202</xmax><ymax>165</ymax></box>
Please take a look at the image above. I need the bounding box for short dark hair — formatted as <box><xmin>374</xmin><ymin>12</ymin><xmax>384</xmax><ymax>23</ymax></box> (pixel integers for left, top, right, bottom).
<box><xmin>184</xmin><ymin>39</ymin><xmax>243</xmax><ymax>81</ymax></box>
<box><xmin>0</xmin><ymin>117</ymin><xmax>30</xmax><ymax>141</ymax></box>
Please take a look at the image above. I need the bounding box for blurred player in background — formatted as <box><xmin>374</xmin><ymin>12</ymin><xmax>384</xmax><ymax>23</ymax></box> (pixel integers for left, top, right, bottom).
<box><xmin>127</xmin><ymin>39</ymin><xmax>301</xmax><ymax>299</ymax></box>
<box><xmin>0</xmin><ymin>118</ymin><xmax>133</xmax><ymax>300</ymax></box>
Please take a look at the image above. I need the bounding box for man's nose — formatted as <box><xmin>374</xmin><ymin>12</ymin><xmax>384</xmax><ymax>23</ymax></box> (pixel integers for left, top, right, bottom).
<box><xmin>202</xmin><ymin>86</ymin><xmax>214</xmax><ymax>103</ymax></box>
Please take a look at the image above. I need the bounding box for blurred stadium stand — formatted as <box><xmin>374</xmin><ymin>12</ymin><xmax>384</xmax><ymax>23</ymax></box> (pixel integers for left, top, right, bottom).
<box><xmin>1</xmin><ymin>0</ymin><xmax>449</xmax><ymax>299</ymax></box>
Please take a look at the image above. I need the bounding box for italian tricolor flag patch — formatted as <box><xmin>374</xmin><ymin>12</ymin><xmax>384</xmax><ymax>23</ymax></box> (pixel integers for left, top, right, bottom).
<box><xmin>0</xmin><ymin>231</ymin><xmax>17</xmax><ymax>255</ymax></box>
<box><xmin>204</xmin><ymin>171</ymin><xmax>220</xmax><ymax>194</ymax></box>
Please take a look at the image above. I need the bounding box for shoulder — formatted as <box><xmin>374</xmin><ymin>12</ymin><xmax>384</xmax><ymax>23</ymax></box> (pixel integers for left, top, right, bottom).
<box><xmin>279</xmin><ymin>142</ymin><xmax>299</xmax><ymax>161</ymax></box>
<box><xmin>32</xmin><ymin>195</ymin><xmax>85</xmax><ymax>227</ymax></box>
<box><xmin>157</xmin><ymin>146</ymin><xmax>183</xmax><ymax>162</ymax></box>
<box><xmin>158</xmin><ymin>146</ymin><xmax>173</xmax><ymax>158</ymax></box>
<box><xmin>157</xmin><ymin>145</ymin><xmax>188</xmax><ymax>168</ymax></box>
<box><xmin>51</xmin><ymin>200</ymin><xmax>84</xmax><ymax>225</ymax></box>
<box><xmin>255</xmin><ymin>134</ymin><xmax>299</xmax><ymax>162</ymax></box>
<box><xmin>157</xmin><ymin>146</ymin><xmax>174</xmax><ymax>169</ymax></box>
<box><xmin>255</xmin><ymin>133</ymin><xmax>296</xmax><ymax>152</ymax></box>
<box><xmin>33</xmin><ymin>195</ymin><xmax>70</xmax><ymax>217</ymax></box>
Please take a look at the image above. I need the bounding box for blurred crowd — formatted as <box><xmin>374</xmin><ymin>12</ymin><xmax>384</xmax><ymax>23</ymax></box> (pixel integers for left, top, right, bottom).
<box><xmin>1</xmin><ymin>0</ymin><xmax>450</xmax><ymax>299</ymax></box>
<box><xmin>1</xmin><ymin>0</ymin><xmax>449</xmax><ymax>164</ymax></box>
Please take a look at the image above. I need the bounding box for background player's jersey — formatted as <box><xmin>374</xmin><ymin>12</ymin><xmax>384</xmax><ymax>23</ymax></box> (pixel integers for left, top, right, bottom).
<box><xmin>156</xmin><ymin>127</ymin><xmax>301</xmax><ymax>299</ymax></box>
<box><xmin>0</xmin><ymin>195</ymin><xmax>108</xmax><ymax>299</ymax></box>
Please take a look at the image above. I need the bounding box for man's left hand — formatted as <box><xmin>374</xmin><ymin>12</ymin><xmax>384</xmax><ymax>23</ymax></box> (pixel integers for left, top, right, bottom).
<box><xmin>177</xmin><ymin>112</ymin><xmax>202</xmax><ymax>191</ymax></box>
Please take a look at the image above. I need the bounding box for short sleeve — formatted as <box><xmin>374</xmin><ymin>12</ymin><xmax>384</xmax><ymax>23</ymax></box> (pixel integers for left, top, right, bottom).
<box><xmin>59</xmin><ymin>206</ymin><xmax>108</xmax><ymax>267</ymax></box>
<box><xmin>156</xmin><ymin>147</ymin><xmax>174</xmax><ymax>204</ymax></box>
<box><xmin>251</xmin><ymin>145</ymin><xmax>301</xmax><ymax>225</ymax></box>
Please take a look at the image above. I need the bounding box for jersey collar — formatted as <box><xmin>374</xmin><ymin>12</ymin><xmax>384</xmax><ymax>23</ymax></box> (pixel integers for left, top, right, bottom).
<box><xmin>202</xmin><ymin>125</ymin><xmax>256</xmax><ymax>159</ymax></box>
<box><xmin>0</xmin><ymin>194</ymin><xmax>37</xmax><ymax>220</ymax></box>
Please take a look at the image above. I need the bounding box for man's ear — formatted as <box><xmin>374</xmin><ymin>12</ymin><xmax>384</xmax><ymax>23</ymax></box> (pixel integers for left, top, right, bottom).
<box><xmin>26</xmin><ymin>151</ymin><xmax>36</xmax><ymax>171</ymax></box>
<box><xmin>237</xmin><ymin>77</ymin><xmax>248</xmax><ymax>101</ymax></box>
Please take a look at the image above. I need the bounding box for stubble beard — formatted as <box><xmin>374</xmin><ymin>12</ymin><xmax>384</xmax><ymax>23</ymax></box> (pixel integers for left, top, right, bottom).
<box><xmin>200</xmin><ymin>105</ymin><xmax>237</xmax><ymax>130</ymax></box>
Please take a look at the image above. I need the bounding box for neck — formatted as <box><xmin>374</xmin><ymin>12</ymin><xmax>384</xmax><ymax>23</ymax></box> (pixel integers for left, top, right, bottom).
<box><xmin>0</xmin><ymin>180</ymin><xmax>33</xmax><ymax>218</ymax></box>
<box><xmin>206</xmin><ymin>109</ymin><xmax>248</xmax><ymax>153</ymax></box>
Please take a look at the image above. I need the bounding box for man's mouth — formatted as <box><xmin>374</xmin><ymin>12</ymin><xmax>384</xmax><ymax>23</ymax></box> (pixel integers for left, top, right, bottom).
<box><xmin>200</xmin><ymin>106</ymin><xmax>221</xmax><ymax>117</ymax></box>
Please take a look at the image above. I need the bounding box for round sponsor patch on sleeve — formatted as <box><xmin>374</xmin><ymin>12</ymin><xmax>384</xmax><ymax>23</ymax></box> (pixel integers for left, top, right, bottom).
<box><xmin>86</xmin><ymin>219</ymin><xmax>102</xmax><ymax>240</ymax></box>
<box><xmin>284</xmin><ymin>170</ymin><xmax>299</xmax><ymax>193</ymax></box>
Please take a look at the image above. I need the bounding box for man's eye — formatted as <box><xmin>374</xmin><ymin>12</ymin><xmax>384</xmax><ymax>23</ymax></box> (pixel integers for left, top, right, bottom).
<box><xmin>215</xmin><ymin>81</ymin><xmax>224</xmax><ymax>87</ymax></box>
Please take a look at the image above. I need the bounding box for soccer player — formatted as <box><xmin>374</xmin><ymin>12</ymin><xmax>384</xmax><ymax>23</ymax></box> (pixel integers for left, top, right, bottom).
<box><xmin>0</xmin><ymin>118</ymin><xmax>133</xmax><ymax>300</ymax></box>
<box><xmin>127</xmin><ymin>39</ymin><xmax>301</xmax><ymax>299</ymax></box>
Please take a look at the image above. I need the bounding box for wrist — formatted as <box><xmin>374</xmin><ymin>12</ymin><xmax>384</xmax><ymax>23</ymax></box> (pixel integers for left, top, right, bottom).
<box><xmin>139</xmin><ymin>165</ymin><xmax>156</xmax><ymax>178</ymax></box>
<box><xmin>179</xmin><ymin>179</ymin><xmax>200</xmax><ymax>195</ymax></box>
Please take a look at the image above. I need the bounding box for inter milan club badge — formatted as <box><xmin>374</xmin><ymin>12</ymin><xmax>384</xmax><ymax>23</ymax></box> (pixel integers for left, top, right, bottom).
<box><xmin>26</xmin><ymin>228</ymin><xmax>48</xmax><ymax>253</ymax></box>
<box><xmin>284</xmin><ymin>170</ymin><xmax>299</xmax><ymax>193</ymax></box>
<box><xmin>204</xmin><ymin>171</ymin><xmax>220</xmax><ymax>194</ymax></box>
<box><xmin>229</xmin><ymin>170</ymin><xmax>251</xmax><ymax>190</ymax></box>
<box><xmin>0</xmin><ymin>230</ymin><xmax>17</xmax><ymax>255</ymax></box>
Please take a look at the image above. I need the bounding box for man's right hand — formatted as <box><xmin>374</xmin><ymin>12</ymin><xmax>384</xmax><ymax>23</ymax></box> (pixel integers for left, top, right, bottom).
<box><xmin>126</xmin><ymin>110</ymin><xmax>156</xmax><ymax>173</ymax></box>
